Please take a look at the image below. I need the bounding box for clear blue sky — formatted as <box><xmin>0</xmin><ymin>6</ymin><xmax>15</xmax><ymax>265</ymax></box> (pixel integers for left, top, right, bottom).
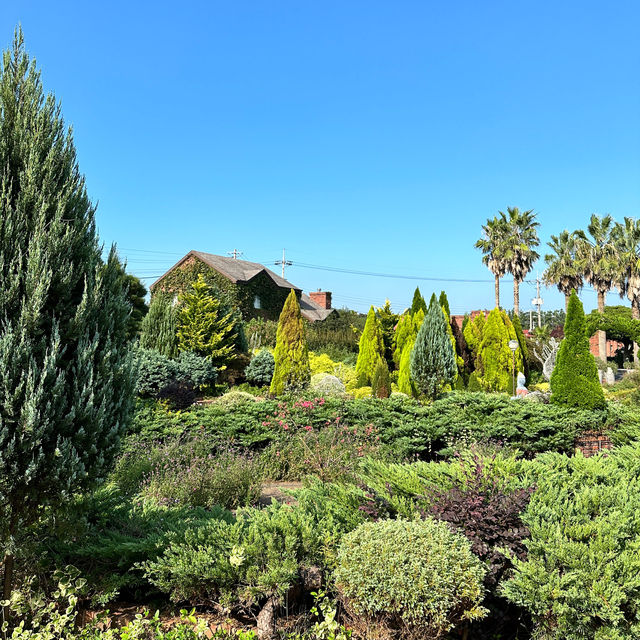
<box><xmin>2</xmin><ymin>1</ymin><xmax>639</xmax><ymax>315</ymax></box>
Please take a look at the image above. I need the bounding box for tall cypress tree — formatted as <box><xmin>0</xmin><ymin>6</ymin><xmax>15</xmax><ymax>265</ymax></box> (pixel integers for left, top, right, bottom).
<box><xmin>439</xmin><ymin>291</ymin><xmax>451</xmax><ymax>318</ymax></box>
<box><xmin>177</xmin><ymin>274</ymin><xmax>237</xmax><ymax>366</ymax></box>
<box><xmin>0</xmin><ymin>32</ymin><xmax>135</xmax><ymax>599</ymax></box>
<box><xmin>410</xmin><ymin>294</ymin><xmax>457</xmax><ymax>398</ymax></box>
<box><xmin>477</xmin><ymin>308</ymin><xmax>514</xmax><ymax>392</ymax></box>
<box><xmin>270</xmin><ymin>289</ymin><xmax>310</xmax><ymax>395</ymax></box>
<box><xmin>355</xmin><ymin>306</ymin><xmax>386</xmax><ymax>386</ymax></box>
<box><xmin>140</xmin><ymin>293</ymin><xmax>179</xmax><ymax>357</ymax></box>
<box><xmin>411</xmin><ymin>287</ymin><xmax>427</xmax><ymax>316</ymax></box>
<box><xmin>397</xmin><ymin>309</ymin><xmax>424</xmax><ymax>396</ymax></box>
<box><xmin>550</xmin><ymin>291</ymin><xmax>605</xmax><ymax>409</ymax></box>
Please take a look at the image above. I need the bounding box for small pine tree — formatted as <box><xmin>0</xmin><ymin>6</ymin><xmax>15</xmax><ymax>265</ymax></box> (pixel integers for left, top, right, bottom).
<box><xmin>371</xmin><ymin>361</ymin><xmax>391</xmax><ymax>398</ymax></box>
<box><xmin>140</xmin><ymin>293</ymin><xmax>179</xmax><ymax>357</ymax></box>
<box><xmin>477</xmin><ymin>308</ymin><xmax>513</xmax><ymax>392</ymax></box>
<box><xmin>442</xmin><ymin>305</ymin><xmax>459</xmax><ymax>385</ymax></box>
<box><xmin>410</xmin><ymin>294</ymin><xmax>457</xmax><ymax>398</ymax></box>
<box><xmin>550</xmin><ymin>291</ymin><xmax>606</xmax><ymax>409</ymax></box>
<box><xmin>411</xmin><ymin>287</ymin><xmax>427</xmax><ymax>316</ymax></box>
<box><xmin>177</xmin><ymin>275</ymin><xmax>237</xmax><ymax>366</ymax></box>
<box><xmin>398</xmin><ymin>339</ymin><xmax>417</xmax><ymax>396</ymax></box>
<box><xmin>464</xmin><ymin>313</ymin><xmax>486</xmax><ymax>366</ymax></box>
<box><xmin>355</xmin><ymin>307</ymin><xmax>386</xmax><ymax>386</ymax></box>
<box><xmin>270</xmin><ymin>290</ymin><xmax>311</xmax><ymax>395</ymax></box>
<box><xmin>393</xmin><ymin>312</ymin><xmax>413</xmax><ymax>366</ymax></box>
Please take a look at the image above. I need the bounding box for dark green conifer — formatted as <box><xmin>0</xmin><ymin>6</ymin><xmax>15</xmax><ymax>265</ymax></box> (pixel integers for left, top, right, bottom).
<box><xmin>270</xmin><ymin>290</ymin><xmax>310</xmax><ymax>395</ymax></box>
<box><xmin>410</xmin><ymin>294</ymin><xmax>457</xmax><ymax>398</ymax></box>
<box><xmin>140</xmin><ymin>293</ymin><xmax>179</xmax><ymax>357</ymax></box>
<box><xmin>550</xmin><ymin>291</ymin><xmax>605</xmax><ymax>409</ymax></box>
<box><xmin>0</xmin><ymin>31</ymin><xmax>135</xmax><ymax>599</ymax></box>
<box><xmin>439</xmin><ymin>291</ymin><xmax>451</xmax><ymax>318</ymax></box>
<box><xmin>411</xmin><ymin>287</ymin><xmax>427</xmax><ymax>315</ymax></box>
<box><xmin>371</xmin><ymin>361</ymin><xmax>391</xmax><ymax>398</ymax></box>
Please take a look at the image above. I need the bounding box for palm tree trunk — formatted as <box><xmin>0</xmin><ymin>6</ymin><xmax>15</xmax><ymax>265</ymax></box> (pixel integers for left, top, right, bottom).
<box><xmin>632</xmin><ymin>301</ymin><xmax>639</xmax><ymax>362</ymax></box>
<box><xmin>513</xmin><ymin>279</ymin><xmax>520</xmax><ymax>316</ymax></box>
<box><xmin>565</xmin><ymin>293</ymin><xmax>570</xmax><ymax>313</ymax></box>
<box><xmin>494</xmin><ymin>274</ymin><xmax>500</xmax><ymax>309</ymax></box>
<box><xmin>597</xmin><ymin>290</ymin><xmax>606</xmax><ymax>361</ymax></box>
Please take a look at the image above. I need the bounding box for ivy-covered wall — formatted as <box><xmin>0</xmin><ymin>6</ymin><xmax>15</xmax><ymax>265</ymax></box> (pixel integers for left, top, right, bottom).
<box><xmin>152</xmin><ymin>255</ymin><xmax>296</xmax><ymax>321</ymax></box>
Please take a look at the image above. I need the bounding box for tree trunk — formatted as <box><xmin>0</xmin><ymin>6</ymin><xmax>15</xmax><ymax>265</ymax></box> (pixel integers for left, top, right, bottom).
<box><xmin>513</xmin><ymin>279</ymin><xmax>520</xmax><ymax>316</ymax></box>
<box><xmin>597</xmin><ymin>290</ymin><xmax>606</xmax><ymax>361</ymax></box>
<box><xmin>565</xmin><ymin>293</ymin><xmax>570</xmax><ymax>313</ymax></box>
<box><xmin>494</xmin><ymin>274</ymin><xmax>500</xmax><ymax>309</ymax></box>
<box><xmin>632</xmin><ymin>301</ymin><xmax>639</xmax><ymax>363</ymax></box>
<box><xmin>256</xmin><ymin>596</ymin><xmax>278</xmax><ymax>640</ymax></box>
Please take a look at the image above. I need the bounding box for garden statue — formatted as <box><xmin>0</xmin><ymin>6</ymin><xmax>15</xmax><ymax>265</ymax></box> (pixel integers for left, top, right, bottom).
<box><xmin>533</xmin><ymin>337</ymin><xmax>560</xmax><ymax>381</ymax></box>
<box><xmin>516</xmin><ymin>372</ymin><xmax>529</xmax><ymax>396</ymax></box>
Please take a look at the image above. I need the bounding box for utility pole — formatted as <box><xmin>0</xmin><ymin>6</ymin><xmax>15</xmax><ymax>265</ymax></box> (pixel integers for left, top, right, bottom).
<box><xmin>227</xmin><ymin>249</ymin><xmax>243</xmax><ymax>260</ymax></box>
<box><xmin>531</xmin><ymin>273</ymin><xmax>544</xmax><ymax>328</ymax></box>
<box><xmin>275</xmin><ymin>248</ymin><xmax>292</xmax><ymax>278</ymax></box>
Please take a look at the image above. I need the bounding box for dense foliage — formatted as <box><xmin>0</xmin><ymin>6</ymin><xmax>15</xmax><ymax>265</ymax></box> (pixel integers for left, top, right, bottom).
<box><xmin>270</xmin><ymin>290</ymin><xmax>310</xmax><ymax>395</ymax></box>
<box><xmin>245</xmin><ymin>349</ymin><xmax>275</xmax><ymax>386</ymax></box>
<box><xmin>0</xmin><ymin>32</ymin><xmax>136</xmax><ymax>598</ymax></box>
<box><xmin>140</xmin><ymin>293</ymin><xmax>179</xmax><ymax>357</ymax></box>
<box><xmin>335</xmin><ymin>518</ymin><xmax>487</xmax><ymax>639</ymax></box>
<box><xmin>354</xmin><ymin>307</ymin><xmax>385</xmax><ymax>386</ymax></box>
<box><xmin>551</xmin><ymin>291</ymin><xmax>606</xmax><ymax>409</ymax></box>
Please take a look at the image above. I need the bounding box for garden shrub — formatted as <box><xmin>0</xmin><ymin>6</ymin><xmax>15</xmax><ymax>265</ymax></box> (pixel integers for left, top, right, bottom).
<box><xmin>175</xmin><ymin>351</ymin><xmax>218</xmax><ymax>389</ymax></box>
<box><xmin>352</xmin><ymin>386</ymin><xmax>373</xmax><ymax>399</ymax></box>
<box><xmin>136</xmin><ymin>348</ymin><xmax>178</xmax><ymax>397</ymax></box>
<box><xmin>270</xmin><ymin>290</ymin><xmax>311</xmax><ymax>395</ymax></box>
<box><xmin>309</xmin><ymin>351</ymin><xmax>338</xmax><ymax>375</ymax></box>
<box><xmin>551</xmin><ymin>291</ymin><xmax>606</xmax><ymax>410</ymax></box>
<box><xmin>215</xmin><ymin>390</ymin><xmax>260</xmax><ymax>407</ymax></box>
<box><xmin>334</xmin><ymin>518</ymin><xmax>487</xmax><ymax>639</ymax></box>
<box><xmin>371</xmin><ymin>361</ymin><xmax>391</xmax><ymax>399</ymax></box>
<box><xmin>140</xmin><ymin>293</ymin><xmax>179</xmax><ymax>358</ymax></box>
<box><xmin>245</xmin><ymin>349</ymin><xmax>275</xmax><ymax>386</ymax></box>
<box><xmin>310</xmin><ymin>373</ymin><xmax>346</xmax><ymax>395</ymax></box>
<box><xmin>141</xmin><ymin>448</ymin><xmax>262</xmax><ymax>510</ymax></box>
<box><xmin>156</xmin><ymin>380</ymin><xmax>197</xmax><ymax>410</ymax></box>
<box><xmin>502</xmin><ymin>446</ymin><xmax>640</xmax><ymax>639</ymax></box>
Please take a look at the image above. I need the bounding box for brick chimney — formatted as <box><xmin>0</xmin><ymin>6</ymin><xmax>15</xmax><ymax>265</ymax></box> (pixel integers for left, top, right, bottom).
<box><xmin>309</xmin><ymin>289</ymin><xmax>332</xmax><ymax>310</ymax></box>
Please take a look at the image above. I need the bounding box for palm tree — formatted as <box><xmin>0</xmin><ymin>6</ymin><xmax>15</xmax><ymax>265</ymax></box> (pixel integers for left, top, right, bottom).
<box><xmin>475</xmin><ymin>216</ymin><xmax>508</xmax><ymax>308</ymax></box>
<box><xmin>612</xmin><ymin>217</ymin><xmax>640</xmax><ymax>359</ymax></box>
<box><xmin>575</xmin><ymin>214</ymin><xmax>618</xmax><ymax>361</ymax></box>
<box><xmin>544</xmin><ymin>230</ymin><xmax>583</xmax><ymax>312</ymax></box>
<box><xmin>500</xmin><ymin>207</ymin><xmax>540</xmax><ymax>316</ymax></box>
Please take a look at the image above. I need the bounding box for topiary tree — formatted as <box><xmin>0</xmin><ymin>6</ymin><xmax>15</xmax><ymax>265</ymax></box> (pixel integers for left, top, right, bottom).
<box><xmin>477</xmin><ymin>308</ymin><xmax>514</xmax><ymax>392</ymax></box>
<box><xmin>410</xmin><ymin>295</ymin><xmax>457</xmax><ymax>399</ymax></box>
<box><xmin>0</xmin><ymin>31</ymin><xmax>136</xmax><ymax>600</ymax></box>
<box><xmin>177</xmin><ymin>274</ymin><xmax>237</xmax><ymax>367</ymax></box>
<box><xmin>371</xmin><ymin>361</ymin><xmax>391</xmax><ymax>399</ymax></box>
<box><xmin>270</xmin><ymin>290</ymin><xmax>310</xmax><ymax>395</ymax></box>
<box><xmin>245</xmin><ymin>350</ymin><xmax>275</xmax><ymax>386</ymax></box>
<box><xmin>550</xmin><ymin>291</ymin><xmax>606</xmax><ymax>409</ymax></box>
<box><xmin>140</xmin><ymin>293</ymin><xmax>179</xmax><ymax>357</ymax></box>
<box><xmin>335</xmin><ymin>518</ymin><xmax>487</xmax><ymax>639</ymax></box>
<box><xmin>355</xmin><ymin>307</ymin><xmax>385</xmax><ymax>386</ymax></box>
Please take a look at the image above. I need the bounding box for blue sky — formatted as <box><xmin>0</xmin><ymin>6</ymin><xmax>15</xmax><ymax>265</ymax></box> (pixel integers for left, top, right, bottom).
<box><xmin>2</xmin><ymin>1</ymin><xmax>639</xmax><ymax>315</ymax></box>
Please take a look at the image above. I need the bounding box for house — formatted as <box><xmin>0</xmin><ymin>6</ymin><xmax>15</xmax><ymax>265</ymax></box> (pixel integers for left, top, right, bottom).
<box><xmin>150</xmin><ymin>250</ymin><xmax>336</xmax><ymax>322</ymax></box>
<box><xmin>451</xmin><ymin>309</ymin><xmax>490</xmax><ymax>330</ymax></box>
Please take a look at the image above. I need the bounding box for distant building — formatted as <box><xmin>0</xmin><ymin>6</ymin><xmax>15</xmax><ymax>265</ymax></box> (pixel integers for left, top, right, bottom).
<box><xmin>451</xmin><ymin>309</ymin><xmax>490</xmax><ymax>330</ymax></box>
<box><xmin>151</xmin><ymin>250</ymin><xmax>336</xmax><ymax>322</ymax></box>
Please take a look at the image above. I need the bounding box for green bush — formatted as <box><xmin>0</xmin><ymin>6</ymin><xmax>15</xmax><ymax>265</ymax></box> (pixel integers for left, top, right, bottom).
<box><xmin>175</xmin><ymin>351</ymin><xmax>218</xmax><ymax>389</ymax></box>
<box><xmin>245</xmin><ymin>350</ymin><xmax>275</xmax><ymax>386</ymax></box>
<box><xmin>141</xmin><ymin>448</ymin><xmax>262</xmax><ymax>510</ymax></box>
<box><xmin>354</xmin><ymin>307</ymin><xmax>385</xmax><ymax>387</ymax></box>
<box><xmin>551</xmin><ymin>291</ymin><xmax>606</xmax><ymax>410</ymax></box>
<box><xmin>371</xmin><ymin>361</ymin><xmax>391</xmax><ymax>399</ymax></box>
<box><xmin>334</xmin><ymin>518</ymin><xmax>487</xmax><ymax>639</ymax></box>
<box><xmin>135</xmin><ymin>348</ymin><xmax>178</xmax><ymax>397</ymax></box>
<box><xmin>310</xmin><ymin>373</ymin><xmax>346</xmax><ymax>395</ymax></box>
<box><xmin>502</xmin><ymin>446</ymin><xmax>640</xmax><ymax>639</ymax></box>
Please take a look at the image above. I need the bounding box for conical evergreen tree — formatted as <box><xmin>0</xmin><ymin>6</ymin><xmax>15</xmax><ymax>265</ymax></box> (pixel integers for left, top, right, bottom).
<box><xmin>371</xmin><ymin>361</ymin><xmax>391</xmax><ymax>398</ymax></box>
<box><xmin>0</xmin><ymin>31</ymin><xmax>135</xmax><ymax>599</ymax></box>
<box><xmin>439</xmin><ymin>291</ymin><xmax>451</xmax><ymax>318</ymax></box>
<box><xmin>397</xmin><ymin>309</ymin><xmax>424</xmax><ymax>396</ymax></box>
<box><xmin>393</xmin><ymin>311</ymin><xmax>412</xmax><ymax>366</ymax></box>
<box><xmin>477</xmin><ymin>308</ymin><xmax>513</xmax><ymax>392</ymax></box>
<box><xmin>140</xmin><ymin>293</ymin><xmax>179</xmax><ymax>357</ymax></box>
<box><xmin>510</xmin><ymin>312</ymin><xmax>529</xmax><ymax>380</ymax></box>
<box><xmin>270</xmin><ymin>290</ymin><xmax>310</xmax><ymax>395</ymax></box>
<box><xmin>411</xmin><ymin>287</ymin><xmax>427</xmax><ymax>315</ymax></box>
<box><xmin>463</xmin><ymin>313</ymin><xmax>486</xmax><ymax>367</ymax></box>
<box><xmin>177</xmin><ymin>274</ymin><xmax>237</xmax><ymax>366</ymax></box>
<box><xmin>550</xmin><ymin>291</ymin><xmax>605</xmax><ymax>409</ymax></box>
<box><xmin>355</xmin><ymin>306</ymin><xmax>386</xmax><ymax>386</ymax></box>
<box><xmin>410</xmin><ymin>294</ymin><xmax>457</xmax><ymax>398</ymax></box>
<box><xmin>376</xmin><ymin>300</ymin><xmax>398</xmax><ymax>370</ymax></box>
<box><xmin>442</xmin><ymin>304</ymin><xmax>458</xmax><ymax>385</ymax></box>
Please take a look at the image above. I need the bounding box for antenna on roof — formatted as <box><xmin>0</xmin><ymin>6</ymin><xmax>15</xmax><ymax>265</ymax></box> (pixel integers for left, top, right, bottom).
<box><xmin>275</xmin><ymin>248</ymin><xmax>293</xmax><ymax>278</ymax></box>
<box><xmin>227</xmin><ymin>249</ymin><xmax>243</xmax><ymax>260</ymax></box>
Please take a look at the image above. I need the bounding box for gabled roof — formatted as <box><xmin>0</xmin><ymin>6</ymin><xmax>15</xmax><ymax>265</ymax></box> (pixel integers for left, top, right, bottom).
<box><xmin>300</xmin><ymin>294</ymin><xmax>337</xmax><ymax>322</ymax></box>
<box><xmin>151</xmin><ymin>250</ymin><xmax>302</xmax><ymax>292</ymax></box>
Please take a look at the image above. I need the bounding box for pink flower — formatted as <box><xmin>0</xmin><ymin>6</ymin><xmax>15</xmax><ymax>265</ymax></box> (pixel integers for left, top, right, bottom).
<box><xmin>304</xmin><ymin>425</ymin><xmax>313</xmax><ymax>431</ymax></box>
